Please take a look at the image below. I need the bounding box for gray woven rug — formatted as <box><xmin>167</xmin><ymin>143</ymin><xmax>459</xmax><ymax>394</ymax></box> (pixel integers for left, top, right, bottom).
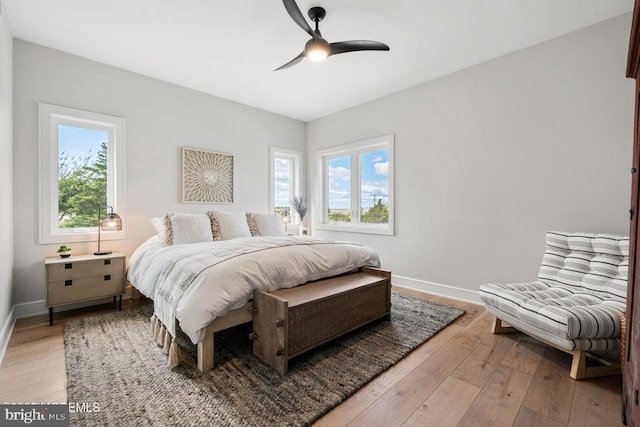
<box><xmin>65</xmin><ymin>293</ymin><xmax>464</xmax><ymax>426</ymax></box>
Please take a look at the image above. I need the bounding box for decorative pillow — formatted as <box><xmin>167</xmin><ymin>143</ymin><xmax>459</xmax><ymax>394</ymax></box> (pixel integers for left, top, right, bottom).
<box><xmin>162</xmin><ymin>213</ymin><xmax>174</xmax><ymax>246</ymax></box>
<box><xmin>252</xmin><ymin>213</ymin><xmax>286</xmax><ymax>237</ymax></box>
<box><xmin>150</xmin><ymin>217</ymin><xmax>170</xmax><ymax>246</ymax></box>
<box><xmin>208</xmin><ymin>210</ymin><xmax>251</xmax><ymax>240</ymax></box>
<box><xmin>245</xmin><ymin>213</ymin><xmax>260</xmax><ymax>237</ymax></box>
<box><xmin>207</xmin><ymin>212</ymin><xmax>222</xmax><ymax>241</ymax></box>
<box><xmin>168</xmin><ymin>212</ymin><xmax>214</xmax><ymax>245</ymax></box>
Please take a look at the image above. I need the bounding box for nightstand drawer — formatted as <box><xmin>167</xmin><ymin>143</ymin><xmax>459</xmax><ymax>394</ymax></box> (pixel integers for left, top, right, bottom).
<box><xmin>47</xmin><ymin>273</ymin><xmax>124</xmax><ymax>306</ymax></box>
<box><xmin>47</xmin><ymin>257</ymin><xmax>124</xmax><ymax>281</ymax></box>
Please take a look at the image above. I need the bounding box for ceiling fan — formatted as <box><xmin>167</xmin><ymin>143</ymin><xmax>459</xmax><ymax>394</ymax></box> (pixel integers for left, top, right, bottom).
<box><xmin>276</xmin><ymin>0</ymin><xmax>390</xmax><ymax>71</ymax></box>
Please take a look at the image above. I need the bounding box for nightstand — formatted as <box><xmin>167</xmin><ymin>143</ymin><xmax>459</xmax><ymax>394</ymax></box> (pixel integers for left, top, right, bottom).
<box><xmin>45</xmin><ymin>252</ymin><xmax>126</xmax><ymax>325</ymax></box>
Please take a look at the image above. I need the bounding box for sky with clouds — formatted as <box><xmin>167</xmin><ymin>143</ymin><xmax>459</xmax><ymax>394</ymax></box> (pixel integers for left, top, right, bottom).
<box><xmin>328</xmin><ymin>149</ymin><xmax>389</xmax><ymax>210</ymax></box>
<box><xmin>274</xmin><ymin>157</ymin><xmax>293</xmax><ymax>209</ymax></box>
<box><xmin>274</xmin><ymin>148</ymin><xmax>389</xmax><ymax>211</ymax></box>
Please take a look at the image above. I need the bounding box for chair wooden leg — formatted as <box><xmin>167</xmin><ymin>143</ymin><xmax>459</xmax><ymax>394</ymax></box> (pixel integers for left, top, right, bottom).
<box><xmin>491</xmin><ymin>316</ymin><xmax>518</xmax><ymax>334</ymax></box>
<box><xmin>570</xmin><ymin>350</ymin><xmax>621</xmax><ymax>380</ymax></box>
<box><xmin>488</xmin><ymin>317</ymin><xmax>620</xmax><ymax>380</ymax></box>
<box><xmin>570</xmin><ymin>351</ymin><xmax>586</xmax><ymax>379</ymax></box>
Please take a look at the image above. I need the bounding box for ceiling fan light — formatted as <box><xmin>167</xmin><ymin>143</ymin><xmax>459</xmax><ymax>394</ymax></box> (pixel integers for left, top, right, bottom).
<box><xmin>308</xmin><ymin>49</ymin><xmax>328</xmax><ymax>61</ymax></box>
<box><xmin>305</xmin><ymin>38</ymin><xmax>330</xmax><ymax>62</ymax></box>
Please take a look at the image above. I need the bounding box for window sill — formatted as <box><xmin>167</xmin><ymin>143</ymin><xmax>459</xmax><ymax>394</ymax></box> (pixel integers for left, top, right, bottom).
<box><xmin>39</xmin><ymin>230</ymin><xmax>126</xmax><ymax>245</ymax></box>
<box><xmin>315</xmin><ymin>223</ymin><xmax>394</xmax><ymax>236</ymax></box>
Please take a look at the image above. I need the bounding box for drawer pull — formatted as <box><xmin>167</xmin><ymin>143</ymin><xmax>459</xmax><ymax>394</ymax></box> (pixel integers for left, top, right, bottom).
<box><xmin>275</xmin><ymin>319</ymin><xmax>285</xmax><ymax>328</ymax></box>
<box><xmin>104</xmin><ymin>259</ymin><xmax>111</xmax><ymax>265</ymax></box>
<box><xmin>275</xmin><ymin>347</ymin><xmax>284</xmax><ymax>357</ymax></box>
<box><xmin>64</xmin><ymin>263</ymin><xmax>72</xmax><ymax>269</ymax></box>
<box><xmin>65</xmin><ymin>280</ymin><xmax>72</xmax><ymax>286</ymax></box>
<box><xmin>104</xmin><ymin>275</ymin><xmax>111</xmax><ymax>281</ymax></box>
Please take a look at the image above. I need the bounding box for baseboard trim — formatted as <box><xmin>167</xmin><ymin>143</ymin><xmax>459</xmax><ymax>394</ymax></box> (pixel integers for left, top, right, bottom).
<box><xmin>14</xmin><ymin>299</ymin><xmax>47</xmax><ymax>319</ymax></box>
<box><xmin>14</xmin><ymin>296</ymin><xmax>122</xmax><ymax>320</ymax></box>
<box><xmin>392</xmin><ymin>274</ymin><xmax>481</xmax><ymax>305</ymax></box>
<box><xmin>7</xmin><ymin>278</ymin><xmax>478</xmax><ymax>320</ymax></box>
<box><xmin>0</xmin><ymin>306</ymin><xmax>16</xmax><ymax>367</ymax></box>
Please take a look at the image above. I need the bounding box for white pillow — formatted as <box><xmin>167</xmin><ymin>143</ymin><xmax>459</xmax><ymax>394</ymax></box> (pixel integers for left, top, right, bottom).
<box><xmin>149</xmin><ymin>217</ymin><xmax>169</xmax><ymax>246</ymax></box>
<box><xmin>252</xmin><ymin>213</ymin><xmax>286</xmax><ymax>237</ymax></box>
<box><xmin>211</xmin><ymin>210</ymin><xmax>252</xmax><ymax>240</ymax></box>
<box><xmin>169</xmin><ymin>213</ymin><xmax>214</xmax><ymax>245</ymax></box>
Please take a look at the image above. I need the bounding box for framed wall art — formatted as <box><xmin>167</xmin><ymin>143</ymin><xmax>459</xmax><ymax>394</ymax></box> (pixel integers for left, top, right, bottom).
<box><xmin>182</xmin><ymin>147</ymin><xmax>234</xmax><ymax>203</ymax></box>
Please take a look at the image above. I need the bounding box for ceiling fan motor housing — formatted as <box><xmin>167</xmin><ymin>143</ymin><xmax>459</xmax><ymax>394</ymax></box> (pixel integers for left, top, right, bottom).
<box><xmin>308</xmin><ymin>7</ymin><xmax>326</xmax><ymax>22</ymax></box>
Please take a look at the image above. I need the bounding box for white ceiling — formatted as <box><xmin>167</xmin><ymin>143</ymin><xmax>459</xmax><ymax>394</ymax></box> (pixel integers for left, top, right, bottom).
<box><xmin>4</xmin><ymin>0</ymin><xmax>634</xmax><ymax>122</ymax></box>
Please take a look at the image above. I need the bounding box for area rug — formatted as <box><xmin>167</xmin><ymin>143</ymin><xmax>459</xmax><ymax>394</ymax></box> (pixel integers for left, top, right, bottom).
<box><xmin>65</xmin><ymin>293</ymin><xmax>464</xmax><ymax>426</ymax></box>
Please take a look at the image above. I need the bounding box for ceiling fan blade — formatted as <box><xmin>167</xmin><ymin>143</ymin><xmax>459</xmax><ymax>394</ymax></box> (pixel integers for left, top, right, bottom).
<box><xmin>282</xmin><ymin>0</ymin><xmax>316</xmax><ymax>38</ymax></box>
<box><xmin>275</xmin><ymin>52</ymin><xmax>305</xmax><ymax>71</ymax></box>
<box><xmin>329</xmin><ymin>40</ymin><xmax>390</xmax><ymax>56</ymax></box>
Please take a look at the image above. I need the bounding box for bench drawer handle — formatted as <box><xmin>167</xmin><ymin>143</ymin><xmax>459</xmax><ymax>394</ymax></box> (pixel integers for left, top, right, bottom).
<box><xmin>65</xmin><ymin>263</ymin><xmax>72</xmax><ymax>269</ymax></box>
<box><xmin>65</xmin><ymin>280</ymin><xmax>72</xmax><ymax>286</ymax></box>
<box><xmin>104</xmin><ymin>275</ymin><xmax>111</xmax><ymax>281</ymax></box>
<box><xmin>104</xmin><ymin>259</ymin><xmax>111</xmax><ymax>265</ymax></box>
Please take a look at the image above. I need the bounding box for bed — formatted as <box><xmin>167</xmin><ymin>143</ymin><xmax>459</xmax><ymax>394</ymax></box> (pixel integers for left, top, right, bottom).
<box><xmin>127</xmin><ymin>234</ymin><xmax>381</xmax><ymax>371</ymax></box>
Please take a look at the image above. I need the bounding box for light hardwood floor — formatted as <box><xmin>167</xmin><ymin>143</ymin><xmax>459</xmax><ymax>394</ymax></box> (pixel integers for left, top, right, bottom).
<box><xmin>0</xmin><ymin>287</ymin><xmax>624</xmax><ymax>426</ymax></box>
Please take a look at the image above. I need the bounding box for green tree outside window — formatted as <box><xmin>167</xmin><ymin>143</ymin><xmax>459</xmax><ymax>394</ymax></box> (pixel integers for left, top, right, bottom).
<box><xmin>58</xmin><ymin>142</ymin><xmax>108</xmax><ymax>228</ymax></box>
<box><xmin>361</xmin><ymin>199</ymin><xmax>389</xmax><ymax>224</ymax></box>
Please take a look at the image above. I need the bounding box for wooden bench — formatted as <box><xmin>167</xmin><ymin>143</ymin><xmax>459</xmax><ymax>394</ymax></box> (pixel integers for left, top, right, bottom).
<box><xmin>251</xmin><ymin>267</ymin><xmax>391</xmax><ymax>374</ymax></box>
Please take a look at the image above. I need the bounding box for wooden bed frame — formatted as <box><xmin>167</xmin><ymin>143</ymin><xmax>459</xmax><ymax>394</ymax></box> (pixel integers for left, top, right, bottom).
<box><xmin>197</xmin><ymin>302</ymin><xmax>253</xmax><ymax>371</ymax></box>
<box><xmin>129</xmin><ymin>283</ymin><xmax>253</xmax><ymax>371</ymax></box>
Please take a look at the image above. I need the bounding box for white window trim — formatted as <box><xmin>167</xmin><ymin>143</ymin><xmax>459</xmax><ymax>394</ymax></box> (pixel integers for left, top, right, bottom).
<box><xmin>39</xmin><ymin>103</ymin><xmax>126</xmax><ymax>244</ymax></box>
<box><xmin>315</xmin><ymin>134</ymin><xmax>394</xmax><ymax>236</ymax></box>
<box><xmin>269</xmin><ymin>146</ymin><xmax>303</xmax><ymax>223</ymax></box>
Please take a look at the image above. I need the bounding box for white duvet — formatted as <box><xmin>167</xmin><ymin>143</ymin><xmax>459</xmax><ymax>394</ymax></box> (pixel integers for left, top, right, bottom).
<box><xmin>127</xmin><ymin>235</ymin><xmax>380</xmax><ymax>344</ymax></box>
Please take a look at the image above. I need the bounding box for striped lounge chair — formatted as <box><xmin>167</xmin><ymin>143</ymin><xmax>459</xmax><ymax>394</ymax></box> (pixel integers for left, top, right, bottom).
<box><xmin>479</xmin><ymin>231</ymin><xmax>628</xmax><ymax>379</ymax></box>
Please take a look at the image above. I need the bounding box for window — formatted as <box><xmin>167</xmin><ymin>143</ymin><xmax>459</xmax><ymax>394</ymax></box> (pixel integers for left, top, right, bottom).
<box><xmin>269</xmin><ymin>147</ymin><xmax>302</xmax><ymax>222</ymax></box>
<box><xmin>317</xmin><ymin>134</ymin><xmax>394</xmax><ymax>235</ymax></box>
<box><xmin>39</xmin><ymin>103</ymin><xmax>125</xmax><ymax>244</ymax></box>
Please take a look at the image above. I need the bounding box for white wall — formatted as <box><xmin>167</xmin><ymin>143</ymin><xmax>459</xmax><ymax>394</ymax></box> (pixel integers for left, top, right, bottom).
<box><xmin>12</xmin><ymin>40</ymin><xmax>305</xmax><ymax>309</ymax></box>
<box><xmin>0</xmin><ymin>5</ymin><xmax>14</xmax><ymax>345</ymax></box>
<box><xmin>9</xmin><ymin>13</ymin><xmax>635</xmax><ymax>311</ymax></box>
<box><xmin>307</xmin><ymin>14</ymin><xmax>634</xmax><ymax>302</ymax></box>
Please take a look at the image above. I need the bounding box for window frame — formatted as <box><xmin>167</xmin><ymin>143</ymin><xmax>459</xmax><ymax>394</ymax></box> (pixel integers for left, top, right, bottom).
<box><xmin>316</xmin><ymin>134</ymin><xmax>395</xmax><ymax>236</ymax></box>
<box><xmin>38</xmin><ymin>103</ymin><xmax>126</xmax><ymax>244</ymax></box>
<box><xmin>269</xmin><ymin>146</ymin><xmax>303</xmax><ymax>223</ymax></box>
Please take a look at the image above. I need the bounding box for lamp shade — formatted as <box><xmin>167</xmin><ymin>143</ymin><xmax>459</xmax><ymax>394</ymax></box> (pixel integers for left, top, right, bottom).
<box><xmin>101</xmin><ymin>212</ymin><xmax>122</xmax><ymax>232</ymax></box>
<box><xmin>281</xmin><ymin>210</ymin><xmax>291</xmax><ymax>225</ymax></box>
<box><xmin>94</xmin><ymin>206</ymin><xmax>122</xmax><ymax>256</ymax></box>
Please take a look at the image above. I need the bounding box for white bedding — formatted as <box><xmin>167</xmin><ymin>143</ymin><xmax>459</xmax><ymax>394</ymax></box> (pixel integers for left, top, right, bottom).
<box><xmin>127</xmin><ymin>235</ymin><xmax>380</xmax><ymax>344</ymax></box>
